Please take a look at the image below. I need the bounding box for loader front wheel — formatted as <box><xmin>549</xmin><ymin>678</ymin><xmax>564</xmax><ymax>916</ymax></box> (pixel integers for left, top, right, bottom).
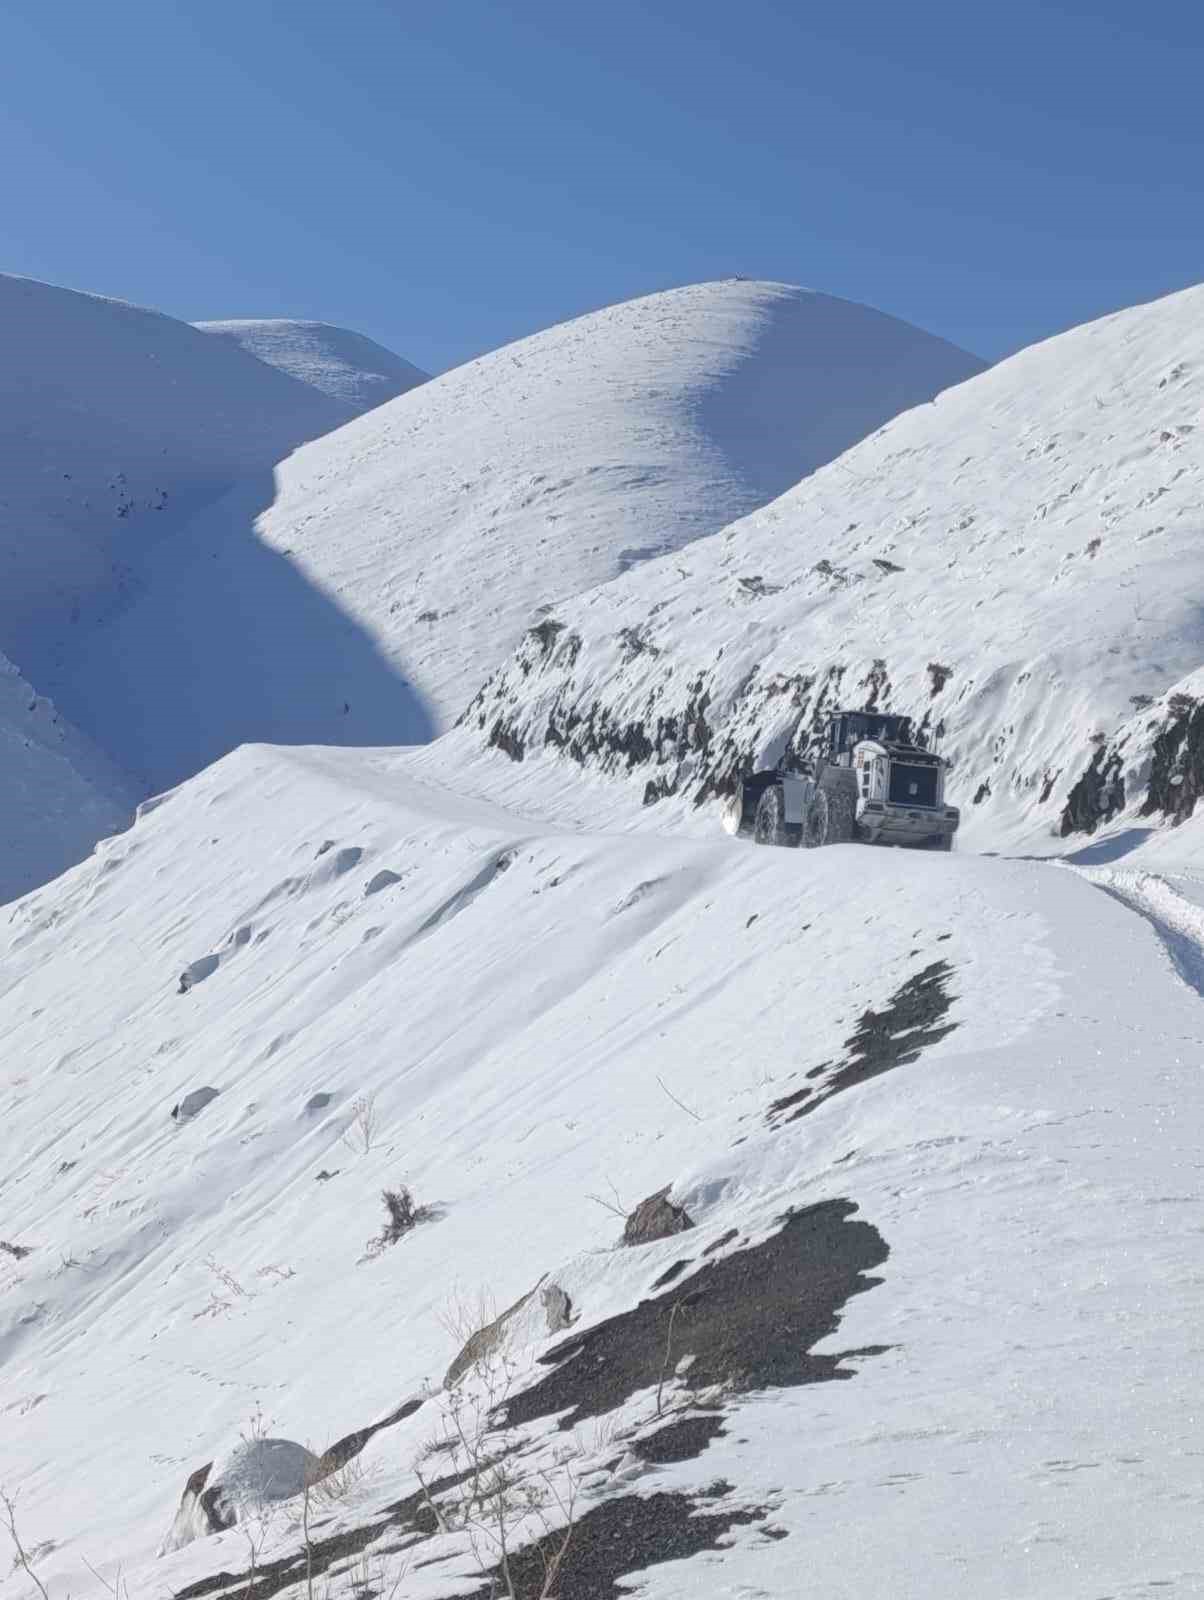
<box><xmin>824</xmin><ymin>789</ymin><xmax>856</xmax><ymax>844</ymax></box>
<box><xmin>801</xmin><ymin>789</ymin><xmax>829</xmax><ymax>849</ymax></box>
<box><xmin>754</xmin><ymin>785</ymin><xmax>794</xmax><ymax>847</ymax></box>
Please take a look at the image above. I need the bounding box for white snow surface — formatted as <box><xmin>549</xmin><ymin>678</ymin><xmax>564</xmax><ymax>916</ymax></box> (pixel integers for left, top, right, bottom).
<box><xmin>193</xmin><ymin>319</ymin><xmax>427</xmax><ymax>418</ymax></box>
<box><xmin>459</xmin><ymin>282</ymin><xmax>1204</xmax><ymax>856</ymax></box>
<box><xmin>2</xmin><ymin>740</ymin><xmax>1203</xmax><ymax>1599</ymax></box>
<box><xmin>6</xmin><ymin>276</ymin><xmax>1204</xmax><ymax>1600</ymax></box>
<box><xmin>40</xmin><ymin>280</ymin><xmax>983</xmax><ymax>799</ymax></box>
<box><xmin>0</xmin><ymin>275</ymin><xmax>426</xmax><ymax>885</ymax></box>
<box><xmin>0</xmin><ymin>653</ymin><xmax>134</xmax><ymax>904</ymax></box>
<box><xmin>0</xmin><ymin>274</ymin><xmax>351</xmax><ymax>680</ymax></box>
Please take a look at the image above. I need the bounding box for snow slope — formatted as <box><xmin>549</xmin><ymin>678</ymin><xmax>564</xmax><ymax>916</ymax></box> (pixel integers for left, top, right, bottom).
<box><xmin>42</xmin><ymin>281</ymin><xmax>984</xmax><ymax>797</ymax></box>
<box><xmin>0</xmin><ymin>274</ymin><xmax>431</xmax><ymax>877</ymax></box>
<box><xmin>0</xmin><ymin>654</ymin><xmax>134</xmax><ymax>904</ymax></box>
<box><xmin>193</xmin><ymin>320</ymin><xmax>428</xmax><ymax>419</ymax></box>
<box><xmin>459</xmin><ymin>282</ymin><xmax>1204</xmax><ymax>856</ymax></box>
<box><xmin>2</xmin><ymin>743</ymin><xmax>1203</xmax><ymax>1599</ymax></box>
<box><xmin>0</xmin><ymin>274</ymin><xmax>353</xmax><ymax>682</ymax></box>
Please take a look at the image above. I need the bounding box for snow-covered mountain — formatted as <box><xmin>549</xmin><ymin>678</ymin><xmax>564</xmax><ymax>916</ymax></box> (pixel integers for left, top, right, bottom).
<box><xmin>0</xmin><ymin>274</ymin><xmax>430</xmax><ymax>897</ymax></box>
<box><xmin>2</xmin><ymin>738</ymin><xmax>1203</xmax><ymax>1600</ymax></box>
<box><xmin>40</xmin><ymin>280</ymin><xmax>983</xmax><ymax>798</ymax></box>
<box><xmin>459</xmin><ymin>283</ymin><xmax>1203</xmax><ymax>856</ymax></box>
<box><xmin>0</xmin><ymin>274</ymin><xmax>355</xmax><ymax>681</ymax></box>
<box><xmin>5</xmin><ymin>273</ymin><xmax>1204</xmax><ymax>1600</ymax></box>
<box><xmin>193</xmin><ymin>319</ymin><xmax>428</xmax><ymax>419</ymax></box>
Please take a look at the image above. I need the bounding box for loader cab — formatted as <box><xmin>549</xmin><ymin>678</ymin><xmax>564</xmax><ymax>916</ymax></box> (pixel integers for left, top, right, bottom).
<box><xmin>826</xmin><ymin>711</ymin><xmax>913</xmax><ymax>764</ymax></box>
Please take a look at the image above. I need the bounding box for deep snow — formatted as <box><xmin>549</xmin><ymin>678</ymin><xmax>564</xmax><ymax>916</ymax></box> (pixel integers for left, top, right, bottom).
<box><xmin>2</xmin><ymin>742</ymin><xmax>1204</xmax><ymax>1599</ymax></box>
<box><xmin>4</xmin><ymin>274</ymin><xmax>1204</xmax><ymax>1600</ymax></box>
<box><xmin>460</xmin><ymin>282</ymin><xmax>1204</xmax><ymax>858</ymax></box>
<box><xmin>193</xmin><ymin>320</ymin><xmax>427</xmax><ymax>419</ymax></box>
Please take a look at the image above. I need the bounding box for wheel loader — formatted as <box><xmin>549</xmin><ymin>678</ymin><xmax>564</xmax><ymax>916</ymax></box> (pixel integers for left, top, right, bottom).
<box><xmin>721</xmin><ymin>710</ymin><xmax>959</xmax><ymax>851</ymax></box>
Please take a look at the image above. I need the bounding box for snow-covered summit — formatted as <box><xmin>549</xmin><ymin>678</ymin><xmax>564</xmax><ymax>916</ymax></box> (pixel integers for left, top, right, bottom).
<box><xmin>460</xmin><ymin>282</ymin><xmax>1204</xmax><ymax>855</ymax></box>
<box><xmin>193</xmin><ymin>318</ymin><xmax>428</xmax><ymax>418</ymax></box>
<box><xmin>202</xmin><ymin>280</ymin><xmax>985</xmax><ymax>730</ymax></box>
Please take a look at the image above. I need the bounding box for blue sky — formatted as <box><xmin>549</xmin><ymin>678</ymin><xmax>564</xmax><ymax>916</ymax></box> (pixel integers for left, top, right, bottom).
<box><xmin>3</xmin><ymin>0</ymin><xmax>1201</xmax><ymax>373</ymax></box>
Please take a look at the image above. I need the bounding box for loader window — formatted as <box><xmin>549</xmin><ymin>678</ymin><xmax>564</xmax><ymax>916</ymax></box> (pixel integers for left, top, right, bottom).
<box><xmin>887</xmin><ymin>762</ymin><xmax>938</xmax><ymax>807</ymax></box>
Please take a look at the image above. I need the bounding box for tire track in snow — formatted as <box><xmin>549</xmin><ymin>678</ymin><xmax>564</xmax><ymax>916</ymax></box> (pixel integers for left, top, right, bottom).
<box><xmin>1070</xmin><ymin>867</ymin><xmax>1204</xmax><ymax>998</ymax></box>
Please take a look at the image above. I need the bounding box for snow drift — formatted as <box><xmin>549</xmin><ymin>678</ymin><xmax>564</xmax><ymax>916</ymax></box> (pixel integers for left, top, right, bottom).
<box><xmin>459</xmin><ymin>282</ymin><xmax>1204</xmax><ymax>855</ymax></box>
<box><xmin>193</xmin><ymin>319</ymin><xmax>427</xmax><ymax>419</ymax></box>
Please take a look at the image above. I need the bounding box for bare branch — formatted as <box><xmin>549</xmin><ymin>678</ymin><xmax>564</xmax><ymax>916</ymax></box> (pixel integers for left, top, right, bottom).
<box><xmin>655</xmin><ymin>1074</ymin><xmax>702</xmax><ymax>1122</ymax></box>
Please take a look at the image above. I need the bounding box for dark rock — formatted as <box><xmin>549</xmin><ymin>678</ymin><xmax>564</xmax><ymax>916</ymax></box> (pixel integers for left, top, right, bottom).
<box><xmin>651</xmin><ymin>1258</ymin><xmax>693</xmax><ymax>1288</ymax></box>
<box><xmin>487</xmin><ymin>718</ymin><xmax>525</xmax><ymax>762</ymax></box>
<box><xmin>445</xmin><ymin>1277</ymin><xmax>544</xmax><ymax>1387</ymax></box>
<box><xmin>702</xmin><ymin>1228</ymin><xmax>739</xmax><ymax>1256</ymax></box>
<box><xmin>769</xmin><ymin>960</ymin><xmax>957</xmax><ymax>1128</ymax></box>
<box><xmin>634</xmin><ymin>1414</ymin><xmax>725</xmax><ymax>1463</ymax></box>
<box><xmin>1060</xmin><ymin>743</ymin><xmax>1125</xmax><ymax>836</ymax></box>
<box><xmin>505</xmin><ymin>1198</ymin><xmax>889</xmax><ymax>1430</ymax></box>
<box><xmin>926</xmin><ymin>661</ymin><xmax>953</xmax><ymax>696</ymax></box>
<box><xmin>540</xmin><ymin>1281</ymin><xmax>574</xmax><ymax>1333</ymax></box>
<box><xmin>1141</xmin><ymin>698</ymin><xmax>1204</xmax><ymax>825</ymax></box>
<box><xmin>623</xmin><ymin>1186</ymin><xmax>695</xmax><ymax>1247</ymax></box>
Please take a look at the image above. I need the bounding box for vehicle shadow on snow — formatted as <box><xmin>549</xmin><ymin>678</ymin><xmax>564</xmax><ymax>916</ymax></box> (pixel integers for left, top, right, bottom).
<box><xmin>42</xmin><ymin>472</ymin><xmax>436</xmax><ymax>794</ymax></box>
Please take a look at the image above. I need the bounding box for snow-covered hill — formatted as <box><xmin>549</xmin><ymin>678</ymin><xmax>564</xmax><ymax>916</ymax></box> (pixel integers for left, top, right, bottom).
<box><xmin>0</xmin><ymin>654</ymin><xmax>134</xmax><ymax>904</ymax></box>
<box><xmin>0</xmin><ymin>274</ymin><xmax>354</xmax><ymax>682</ymax></box>
<box><xmin>2</xmin><ymin>741</ymin><xmax>1203</xmax><ymax>1600</ymax></box>
<box><xmin>0</xmin><ymin>274</ymin><xmax>432</xmax><ymax>883</ymax></box>
<box><xmin>193</xmin><ymin>320</ymin><xmax>428</xmax><ymax>419</ymax></box>
<box><xmin>459</xmin><ymin>283</ymin><xmax>1203</xmax><ymax>855</ymax></box>
<box><xmin>41</xmin><ymin>281</ymin><xmax>984</xmax><ymax>798</ymax></box>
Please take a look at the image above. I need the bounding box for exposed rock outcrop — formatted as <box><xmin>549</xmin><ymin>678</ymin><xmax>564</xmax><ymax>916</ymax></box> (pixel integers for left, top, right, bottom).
<box><xmin>623</xmin><ymin>1186</ymin><xmax>695</xmax><ymax>1247</ymax></box>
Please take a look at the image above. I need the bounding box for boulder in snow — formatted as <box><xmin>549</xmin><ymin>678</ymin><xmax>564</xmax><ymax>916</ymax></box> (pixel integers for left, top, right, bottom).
<box><xmin>158</xmin><ymin>1437</ymin><xmax>320</xmax><ymax>1553</ymax></box>
<box><xmin>623</xmin><ymin>1186</ymin><xmax>695</xmax><ymax>1247</ymax></box>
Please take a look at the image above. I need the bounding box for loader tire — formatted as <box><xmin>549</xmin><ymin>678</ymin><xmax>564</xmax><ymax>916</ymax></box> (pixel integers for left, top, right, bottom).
<box><xmin>801</xmin><ymin>789</ymin><xmax>829</xmax><ymax>849</ymax></box>
<box><xmin>824</xmin><ymin>789</ymin><xmax>856</xmax><ymax>844</ymax></box>
<box><xmin>754</xmin><ymin>785</ymin><xmax>795</xmax><ymax>847</ymax></box>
